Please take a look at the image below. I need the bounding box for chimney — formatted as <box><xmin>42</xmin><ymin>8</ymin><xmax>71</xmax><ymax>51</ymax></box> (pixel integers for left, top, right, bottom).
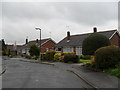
<box><xmin>93</xmin><ymin>27</ymin><xmax>97</xmax><ymax>32</ymax></box>
<box><xmin>67</xmin><ymin>31</ymin><xmax>70</xmax><ymax>40</ymax></box>
<box><xmin>26</xmin><ymin>38</ymin><xmax>28</xmax><ymax>44</ymax></box>
<box><xmin>36</xmin><ymin>39</ymin><xmax>39</xmax><ymax>43</ymax></box>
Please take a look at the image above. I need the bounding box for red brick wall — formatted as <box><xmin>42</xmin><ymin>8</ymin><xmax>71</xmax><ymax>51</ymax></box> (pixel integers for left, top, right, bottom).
<box><xmin>41</xmin><ymin>40</ymin><xmax>56</xmax><ymax>53</ymax></box>
<box><xmin>110</xmin><ymin>32</ymin><xmax>120</xmax><ymax>46</ymax></box>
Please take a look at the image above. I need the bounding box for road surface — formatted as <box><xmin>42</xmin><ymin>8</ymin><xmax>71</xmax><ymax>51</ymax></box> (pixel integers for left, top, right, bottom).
<box><xmin>2</xmin><ymin>58</ymin><xmax>87</xmax><ymax>88</ymax></box>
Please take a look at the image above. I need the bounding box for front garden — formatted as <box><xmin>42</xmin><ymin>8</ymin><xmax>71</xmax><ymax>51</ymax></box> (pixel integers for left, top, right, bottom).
<box><xmin>25</xmin><ymin>32</ymin><xmax>120</xmax><ymax>78</ymax></box>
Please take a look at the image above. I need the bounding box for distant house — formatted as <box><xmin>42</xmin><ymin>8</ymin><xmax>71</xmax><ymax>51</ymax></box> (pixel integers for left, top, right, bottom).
<box><xmin>6</xmin><ymin>44</ymin><xmax>17</xmax><ymax>55</ymax></box>
<box><xmin>55</xmin><ymin>27</ymin><xmax>120</xmax><ymax>55</ymax></box>
<box><xmin>18</xmin><ymin>38</ymin><xmax>56</xmax><ymax>55</ymax></box>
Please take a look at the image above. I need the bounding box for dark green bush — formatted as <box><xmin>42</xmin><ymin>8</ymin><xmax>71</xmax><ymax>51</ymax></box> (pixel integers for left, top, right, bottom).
<box><xmin>29</xmin><ymin>44</ymin><xmax>39</xmax><ymax>57</ymax></box>
<box><xmin>95</xmin><ymin>46</ymin><xmax>120</xmax><ymax>69</ymax></box>
<box><xmin>63</xmin><ymin>53</ymin><xmax>79</xmax><ymax>63</ymax></box>
<box><xmin>45</xmin><ymin>51</ymin><xmax>56</xmax><ymax>61</ymax></box>
<box><xmin>105</xmin><ymin>68</ymin><xmax>120</xmax><ymax>78</ymax></box>
<box><xmin>80</xmin><ymin>55</ymin><xmax>91</xmax><ymax>60</ymax></box>
<box><xmin>82</xmin><ymin>32</ymin><xmax>111</xmax><ymax>55</ymax></box>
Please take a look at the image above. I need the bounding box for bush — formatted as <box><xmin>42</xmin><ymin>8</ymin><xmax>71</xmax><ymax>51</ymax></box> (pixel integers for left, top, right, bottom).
<box><xmin>54</xmin><ymin>53</ymin><xmax>61</xmax><ymax>61</ymax></box>
<box><xmin>41</xmin><ymin>53</ymin><xmax>46</xmax><ymax>60</ymax></box>
<box><xmin>29</xmin><ymin>44</ymin><xmax>39</xmax><ymax>57</ymax></box>
<box><xmin>63</xmin><ymin>53</ymin><xmax>79</xmax><ymax>63</ymax></box>
<box><xmin>82</xmin><ymin>32</ymin><xmax>111</xmax><ymax>55</ymax></box>
<box><xmin>80</xmin><ymin>55</ymin><xmax>91</xmax><ymax>60</ymax></box>
<box><xmin>45</xmin><ymin>50</ymin><xmax>56</xmax><ymax>61</ymax></box>
<box><xmin>105</xmin><ymin>68</ymin><xmax>120</xmax><ymax>78</ymax></box>
<box><xmin>25</xmin><ymin>55</ymin><xmax>31</xmax><ymax>59</ymax></box>
<box><xmin>95</xmin><ymin>46</ymin><xmax>120</xmax><ymax>69</ymax></box>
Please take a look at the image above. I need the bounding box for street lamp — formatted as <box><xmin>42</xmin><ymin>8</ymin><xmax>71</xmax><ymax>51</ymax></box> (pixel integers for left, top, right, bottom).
<box><xmin>35</xmin><ymin>27</ymin><xmax>41</xmax><ymax>62</ymax></box>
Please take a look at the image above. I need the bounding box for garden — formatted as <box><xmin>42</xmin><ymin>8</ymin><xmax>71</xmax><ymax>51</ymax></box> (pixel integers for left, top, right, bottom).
<box><xmin>25</xmin><ymin>32</ymin><xmax>120</xmax><ymax>78</ymax></box>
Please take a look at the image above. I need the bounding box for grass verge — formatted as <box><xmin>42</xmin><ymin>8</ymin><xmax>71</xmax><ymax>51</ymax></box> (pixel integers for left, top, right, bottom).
<box><xmin>105</xmin><ymin>68</ymin><xmax>120</xmax><ymax>78</ymax></box>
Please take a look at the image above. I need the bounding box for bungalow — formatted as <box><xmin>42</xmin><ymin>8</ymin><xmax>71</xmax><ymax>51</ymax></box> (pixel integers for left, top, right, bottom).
<box><xmin>55</xmin><ymin>27</ymin><xmax>120</xmax><ymax>55</ymax></box>
<box><xmin>18</xmin><ymin>38</ymin><xmax>56</xmax><ymax>55</ymax></box>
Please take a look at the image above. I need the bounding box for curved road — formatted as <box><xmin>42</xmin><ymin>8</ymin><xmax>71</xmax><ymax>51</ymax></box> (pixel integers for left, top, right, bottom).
<box><xmin>2</xmin><ymin>58</ymin><xmax>86</xmax><ymax>88</ymax></box>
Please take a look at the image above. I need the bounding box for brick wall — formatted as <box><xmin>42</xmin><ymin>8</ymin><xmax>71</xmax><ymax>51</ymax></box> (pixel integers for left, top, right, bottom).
<box><xmin>110</xmin><ymin>32</ymin><xmax>120</xmax><ymax>46</ymax></box>
<box><xmin>41</xmin><ymin>40</ymin><xmax>56</xmax><ymax>53</ymax></box>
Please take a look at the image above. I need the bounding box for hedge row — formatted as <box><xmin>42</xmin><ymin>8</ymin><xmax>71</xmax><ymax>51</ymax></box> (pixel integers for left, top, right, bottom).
<box><xmin>41</xmin><ymin>51</ymin><xmax>79</xmax><ymax>63</ymax></box>
<box><xmin>94</xmin><ymin>45</ymin><xmax>120</xmax><ymax>69</ymax></box>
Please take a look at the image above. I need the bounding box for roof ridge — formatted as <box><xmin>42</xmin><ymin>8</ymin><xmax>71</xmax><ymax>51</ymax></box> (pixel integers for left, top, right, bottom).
<box><xmin>29</xmin><ymin>38</ymin><xmax>51</xmax><ymax>42</ymax></box>
<box><xmin>70</xmin><ymin>29</ymin><xmax>117</xmax><ymax>37</ymax></box>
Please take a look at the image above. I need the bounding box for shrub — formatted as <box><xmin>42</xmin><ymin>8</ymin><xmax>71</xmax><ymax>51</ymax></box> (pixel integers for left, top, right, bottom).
<box><xmin>105</xmin><ymin>68</ymin><xmax>120</xmax><ymax>78</ymax></box>
<box><xmin>25</xmin><ymin>55</ymin><xmax>31</xmax><ymax>59</ymax></box>
<box><xmin>80</xmin><ymin>55</ymin><xmax>91</xmax><ymax>60</ymax></box>
<box><xmin>45</xmin><ymin>50</ymin><xmax>56</xmax><ymax>61</ymax></box>
<box><xmin>54</xmin><ymin>53</ymin><xmax>61</xmax><ymax>61</ymax></box>
<box><xmin>62</xmin><ymin>52</ymin><xmax>75</xmax><ymax>55</ymax></box>
<box><xmin>29</xmin><ymin>44</ymin><xmax>39</xmax><ymax>57</ymax></box>
<box><xmin>41</xmin><ymin>53</ymin><xmax>46</xmax><ymax>60</ymax></box>
<box><xmin>82</xmin><ymin>32</ymin><xmax>111</xmax><ymax>55</ymax></box>
<box><xmin>63</xmin><ymin>53</ymin><xmax>79</xmax><ymax>63</ymax></box>
<box><xmin>95</xmin><ymin>46</ymin><xmax>120</xmax><ymax>69</ymax></box>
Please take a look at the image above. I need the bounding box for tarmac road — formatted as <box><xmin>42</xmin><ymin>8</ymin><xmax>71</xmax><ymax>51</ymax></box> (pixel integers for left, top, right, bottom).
<box><xmin>2</xmin><ymin>58</ymin><xmax>88</xmax><ymax>88</ymax></box>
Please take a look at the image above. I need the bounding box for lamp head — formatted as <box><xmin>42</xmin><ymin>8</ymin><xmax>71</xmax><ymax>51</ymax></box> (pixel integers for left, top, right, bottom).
<box><xmin>35</xmin><ymin>27</ymin><xmax>41</xmax><ymax>30</ymax></box>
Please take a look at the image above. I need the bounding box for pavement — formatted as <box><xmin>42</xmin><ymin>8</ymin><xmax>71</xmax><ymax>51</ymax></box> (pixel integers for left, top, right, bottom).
<box><xmin>18</xmin><ymin>58</ymin><xmax>119</xmax><ymax>89</ymax></box>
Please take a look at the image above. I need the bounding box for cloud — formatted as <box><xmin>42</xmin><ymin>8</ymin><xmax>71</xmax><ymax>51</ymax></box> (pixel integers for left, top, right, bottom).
<box><xmin>2</xmin><ymin>2</ymin><xmax>118</xmax><ymax>44</ymax></box>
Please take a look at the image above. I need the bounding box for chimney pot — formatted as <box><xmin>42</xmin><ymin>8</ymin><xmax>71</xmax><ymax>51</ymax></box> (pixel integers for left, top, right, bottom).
<box><xmin>67</xmin><ymin>31</ymin><xmax>70</xmax><ymax>40</ymax></box>
<box><xmin>93</xmin><ymin>27</ymin><xmax>97</xmax><ymax>32</ymax></box>
<box><xmin>26</xmin><ymin>38</ymin><xmax>28</xmax><ymax>44</ymax></box>
<box><xmin>36</xmin><ymin>39</ymin><xmax>39</xmax><ymax>43</ymax></box>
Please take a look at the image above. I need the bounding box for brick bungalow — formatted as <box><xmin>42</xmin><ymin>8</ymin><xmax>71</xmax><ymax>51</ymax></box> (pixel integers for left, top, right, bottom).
<box><xmin>55</xmin><ymin>27</ymin><xmax>120</xmax><ymax>55</ymax></box>
<box><xmin>18</xmin><ymin>38</ymin><xmax>56</xmax><ymax>55</ymax></box>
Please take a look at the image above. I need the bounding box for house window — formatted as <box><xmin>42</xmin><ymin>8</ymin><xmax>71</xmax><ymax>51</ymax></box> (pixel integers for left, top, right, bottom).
<box><xmin>56</xmin><ymin>47</ymin><xmax>62</xmax><ymax>51</ymax></box>
<box><xmin>76</xmin><ymin>47</ymin><xmax>82</xmax><ymax>55</ymax></box>
<box><xmin>63</xmin><ymin>47</ymin><xmax>73</xmax><ymax>52</ymax></box>
<box><xmin>58</xmin><ymin>48</ymin><xmax>61</xmax><ymax>51</ymax></box>
<box><xmin>46</xmin><ymin>48</ymin><xmax>49</xmax><ymax>51</ymax></box>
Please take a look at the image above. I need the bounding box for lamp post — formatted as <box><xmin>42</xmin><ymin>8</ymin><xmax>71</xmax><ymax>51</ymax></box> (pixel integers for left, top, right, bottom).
<box><xmin>35</xmin><ymin>27</ymin><xmax>41</xmax><ymax>62</ymax></box>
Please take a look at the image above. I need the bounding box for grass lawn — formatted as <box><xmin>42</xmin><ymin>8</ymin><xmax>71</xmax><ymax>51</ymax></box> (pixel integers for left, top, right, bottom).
<box><xmin>80</xmin><ymin>59</ymin><xmax>91</xmax><ymax>63</ymax></box>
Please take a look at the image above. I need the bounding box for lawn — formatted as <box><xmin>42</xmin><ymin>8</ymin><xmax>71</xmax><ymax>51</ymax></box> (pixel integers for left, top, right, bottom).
<box><xmin>80</xmin><ymin>59</ymin><xmax>91</xmax><ymax>63</ymax></box>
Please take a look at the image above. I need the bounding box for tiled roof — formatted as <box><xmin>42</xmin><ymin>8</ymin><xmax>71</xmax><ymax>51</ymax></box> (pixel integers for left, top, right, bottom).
<box><xmin>56</xmin><ymin>30</ymin><xmax>117</xmax><ymax>47</ymax></box>
<box><xmin>20</xmin><ymin>38</ymin><xmax>52</xmax><ymax>49</ymax></box>
<box><xmin>28</xmin><ymin>38</ymin><xmax>50</xmax><ymax>46</ymax></box>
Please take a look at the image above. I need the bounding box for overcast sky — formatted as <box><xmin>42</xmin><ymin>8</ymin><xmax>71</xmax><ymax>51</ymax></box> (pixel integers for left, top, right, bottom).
<box><xmin>1</xmin><ymin>1</ymin><xmax>118</xmax><ymax>45</ymax></box>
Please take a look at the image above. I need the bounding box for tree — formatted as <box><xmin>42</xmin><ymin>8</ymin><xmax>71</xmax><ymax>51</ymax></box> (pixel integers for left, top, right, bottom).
<box><xmin>82</xmin><ymin>32</ymin><xmax>111</xmax><ymax>55</ymax></box>
<box><xmin>29</xmin><ymin>44</ymin><xmax>40</xmax><ymax>57</ymax></box>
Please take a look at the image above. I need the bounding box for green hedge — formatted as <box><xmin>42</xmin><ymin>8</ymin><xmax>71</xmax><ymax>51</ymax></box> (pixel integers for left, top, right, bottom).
<box><xmin>80</xmin><ymin>55</ymin><xmax>91</xmax><ymax>60</ymax></box>
<box><xmin>45</xmin><ymin>51</ymin><xmax>56</xmax><ymax>61</ymax></box>
<box><xmin>95</xmin><ymin>46</ymin><xmax>120</xmax><ymax>69</ymax></box>
<box><xmin>63</xmin><ymin>53</ymin><xmax>79</xmax><ymax>63</ymax></box>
